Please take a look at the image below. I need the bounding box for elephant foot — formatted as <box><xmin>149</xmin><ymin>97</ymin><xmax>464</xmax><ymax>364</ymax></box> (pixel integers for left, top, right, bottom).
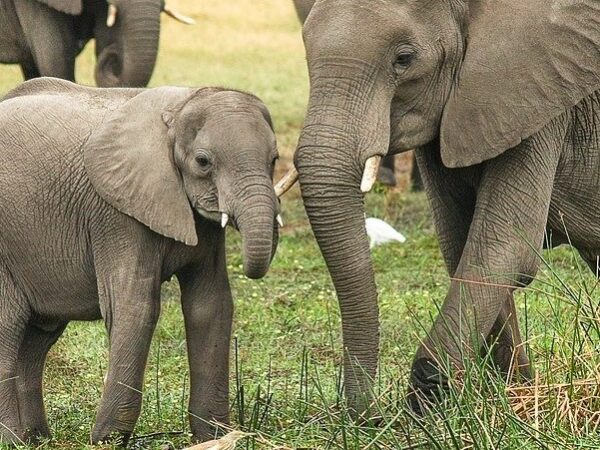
<box><xmin>91</xmin><ymin>420</ymin><xmax>133</xmax><ymax>447</ymax></box>
<box><xmin>22</xmin><ymin>426</ymin><xmax>51</xmax><ymax>446</ymax></box>
<box><xmin>0</xmin><ymin>426</ymin><xmax>25</xmax><ymax>447</ymax></box>
<box><xmin>406</xmin><ymin>358</ymin><xmax>449</xmax><ymax>416</ymax></box>
<box><xmin>90</xmin><ymin>431</ymin><xmax>131</xmax><ymax>447</ymax></box>
<box><xmin>190</xmin><ymin>414</ymin><xmax>229</xmax><ymax>443</ymax></box>
<box><xmin>376</xmin><ymin>166</ymin><xmax>397</xmax><ymax>186</ymax></box>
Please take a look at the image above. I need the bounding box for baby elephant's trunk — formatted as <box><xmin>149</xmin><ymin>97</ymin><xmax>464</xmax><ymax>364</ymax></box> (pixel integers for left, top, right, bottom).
<box><xmin>235</xmin><ymin>182</ymin><xmax>278</xmax><ymax>279</ymax></box>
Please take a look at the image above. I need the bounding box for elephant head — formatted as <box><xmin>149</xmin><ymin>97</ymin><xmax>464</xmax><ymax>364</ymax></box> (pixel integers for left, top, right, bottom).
<box><xmin>84</xmin><ymin>87</ymin><xmax>280</xmax><ymax>279</ymax></box>
<box><xmin>276</xmin><ymin>0</ymin><xmax>600</xmax><ymax>413</ymax></box>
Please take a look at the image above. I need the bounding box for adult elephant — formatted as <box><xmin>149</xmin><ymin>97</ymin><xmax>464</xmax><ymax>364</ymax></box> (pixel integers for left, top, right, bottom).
<box><xmin>277</xmin><ymin>0</ymin><xmax>600</xmax><ymax>414</ymax></box>
<box><xmin>0</xmin><ymin>0</ymin><xmax>192</xmax><ymax>87</ymax></box>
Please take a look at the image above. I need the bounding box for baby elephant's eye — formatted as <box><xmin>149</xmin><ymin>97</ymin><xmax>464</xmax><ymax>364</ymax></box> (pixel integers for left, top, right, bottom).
<box><xmin>195</xmin><ymin>152</ymin><xmax>212</xmax><ymax>170</ymax></box>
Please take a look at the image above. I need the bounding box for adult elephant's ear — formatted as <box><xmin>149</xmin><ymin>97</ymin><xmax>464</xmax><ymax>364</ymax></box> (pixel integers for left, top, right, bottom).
<box><xmin>440</xmin><ymin>0</ymin><xmax>600</xmax><ymax>168</ymax></box>
<box><xmin>84</xmin><ymin>87</ymin><xmax>200</xmax><ymax>246</ymax></box>
<box><xmin>36</xmin><ymin>0</ymin><xmax>82</xmax><ymax>15</ymax></box>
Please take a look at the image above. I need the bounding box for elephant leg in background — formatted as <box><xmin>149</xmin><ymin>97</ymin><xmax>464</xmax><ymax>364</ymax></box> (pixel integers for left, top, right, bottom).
<box><xmin>20</xmin><ymin>61</ymin><xmax>40</xmax><ymax>80</ymax></box>
<box><xmin>0</xmin><ymin>263</ymin><xmax>31</xmax><ymax>444</ymax></box>
<box><xmin>14</xmin><ymin>0</ymin><xmax>76</xmax><ymax>80</ymax></box>
<box><xmin>410</xmin><ymin>154</ymin><xmax>423</xmax><ymax>191</ymax></box>
<box><xmin>16</xmin><ymin>323</ymin><xmax>67</xmax><ymax>442</ymax></box>
<box><xmin>91</xmin><ymin>258</ymin><xmax>161</xmax><ymax>444</ymax></box>
<box><xmin>410</xmin><ymin>133</ymin><xmax>563</xmax><ymax>410</ymax></box>
<box><xmin>377</xmin><ymin>155</ymin><xmax>396</xmax><ymax>186</ymax></box>
<box><xmin>178</xmin><ymin>245</ymin><xmax>233</xmax><ymax>441</ymax></box>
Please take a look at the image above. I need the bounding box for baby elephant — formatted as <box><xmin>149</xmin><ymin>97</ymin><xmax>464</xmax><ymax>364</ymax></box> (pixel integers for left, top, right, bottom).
<box><xmin>0</xmin><ymin>78</ymin><xmax>280</xmax><ymax>445</ymax></box>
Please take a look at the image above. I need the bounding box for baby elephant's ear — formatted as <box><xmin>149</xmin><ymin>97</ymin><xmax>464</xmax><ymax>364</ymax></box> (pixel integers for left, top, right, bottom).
<box><xmin>440</xmin><ymin>0</ymin><xmax>600</xmax><ymax>168</ymax></box>
<box><xmin>84</xmin><ymin>87</ymin><xmax>199</xmax><ymax>246</ymax></box>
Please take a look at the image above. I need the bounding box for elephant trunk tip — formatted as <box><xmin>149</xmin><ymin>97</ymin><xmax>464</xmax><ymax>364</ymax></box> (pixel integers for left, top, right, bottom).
<box><xmin>243</xmin><ymin>264</ymin><xmax>269</xmax><ymax>280</ymax></box>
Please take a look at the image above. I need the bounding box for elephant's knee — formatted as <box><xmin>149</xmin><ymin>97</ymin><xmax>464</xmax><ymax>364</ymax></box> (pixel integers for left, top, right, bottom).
<box><xmin>515</xmin><ymin>255</ymin><xmax>540</xmax><ymax>288</ymax></box>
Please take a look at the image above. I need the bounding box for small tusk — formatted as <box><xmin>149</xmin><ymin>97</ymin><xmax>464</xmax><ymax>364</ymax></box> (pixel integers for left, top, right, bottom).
<box><xmin>274</xmin><ymin>166</ymin><xmax>299</xmax><ymax>197</ymax></box>
<box><xmin>221</xmin><ymin>213</ymin><xmax>229</xmax><ymax>229</ymax></box>
<box><xmin>106</xmin><ymin>4</ymin><xmax>117</xmax><ymax>27</ymax></box>
<box><xmin>276</xmin><ymin>214</ymin><xmax>284</xmax><ymax>227</ymax></box>
<box><xmin>162</xmin><ymin>5</ymin><xmax>196</xmax><ymax>25</ymax></box>
<box><xmin>360</xmin><ymin>155</ymin><xmax>382</xmax><ymax>193</ymax></box>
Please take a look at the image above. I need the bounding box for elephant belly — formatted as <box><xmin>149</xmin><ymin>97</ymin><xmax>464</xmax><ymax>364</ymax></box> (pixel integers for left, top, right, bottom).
<box><xmin>0</xmin><ymin>189</ymin><xmax>102</xmax><ymax>322</ymax></box>
<box><xmin>1</xmin><ymin>243</ymin><xmax>101</xmax><ymax>323</ymax></box>
<box><xmin>546</xmin><ymin>91</ymin><xmax>600</xmax><ymax>258</ymax></box>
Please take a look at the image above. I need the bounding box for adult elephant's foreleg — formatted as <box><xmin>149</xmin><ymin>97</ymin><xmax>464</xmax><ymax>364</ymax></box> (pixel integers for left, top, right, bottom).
<box><xmin>16</xmin><ymin>323</ymin><xmax>67</xmax><ymax>442</ymax></box>
<box><xmin>409</xmin><ymin>133</ymin><xmax>564</xmax><ymax>411</ymax></box>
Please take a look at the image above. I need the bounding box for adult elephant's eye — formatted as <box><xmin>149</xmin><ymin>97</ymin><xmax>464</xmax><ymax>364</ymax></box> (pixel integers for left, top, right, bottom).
<box><xmin>195</xmin><ymin>152</ymin><xmax>213</xmax><ymax>171</ymax></box>
<box><xmin>394</xmin><ymin>50</ymin><xmax>416</xmax><ymax>72</ymax></box>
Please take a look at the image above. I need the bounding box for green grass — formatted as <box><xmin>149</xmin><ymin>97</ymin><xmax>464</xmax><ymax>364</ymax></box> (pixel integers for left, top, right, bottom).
<box><xmin>2</xmin><ymin>1</ymin><xmax>600</xmax><ymax>449</ymax></box>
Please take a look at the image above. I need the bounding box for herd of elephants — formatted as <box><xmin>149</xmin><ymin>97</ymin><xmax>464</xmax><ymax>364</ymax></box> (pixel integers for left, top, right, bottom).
<box><xmin>0</xmin><ymin>0</ymin><xmax>599</xmax><ymax>446</ymax></box>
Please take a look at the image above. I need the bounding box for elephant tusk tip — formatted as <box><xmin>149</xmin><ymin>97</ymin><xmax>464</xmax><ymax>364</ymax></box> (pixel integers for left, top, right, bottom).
<box><xmin>276</xmin><ymin>214</ymin><xmax>284</xmax><ymax>227</ymax></box>
<box><xmin>360</xmin><ymin>155</ymin><xmax>382</xmax><ymax>193</ymax></box>
<box><xmin>221</xmin><ymin>213</ymin><xmax>229</xmax><ymax>229</ymax></box>
<box><xmin>274</xmin><ymin>166</ymin><xmax>299</xmax><ymax>197</ymax></box>
<box><xmin>163</xmin><ymin>6</ymin><xmax>196</xmax><ymax>25</ymax></box>
<box><xmin>106</xmin><ymin>4</ymin><xmax>117</xmax><ymax>27</ymax></box>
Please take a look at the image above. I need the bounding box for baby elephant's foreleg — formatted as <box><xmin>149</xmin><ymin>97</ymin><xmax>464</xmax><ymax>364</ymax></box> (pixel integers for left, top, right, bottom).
<box><xmin>91</xmin><ymin>274</ymin><xmax>161</xmax><ymax>445</ymax></box>
<box><xmin>179</xmin><ymin>257</ymin><xmax>233</xmax><ymax>442</ymax></box>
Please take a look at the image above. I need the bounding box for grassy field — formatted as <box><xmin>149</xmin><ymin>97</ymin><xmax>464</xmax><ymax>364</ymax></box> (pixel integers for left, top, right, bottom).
<box><xmin>2</xmin><ymin>1</ymin><xmax>600</xmax><ymax>449</ymax></box>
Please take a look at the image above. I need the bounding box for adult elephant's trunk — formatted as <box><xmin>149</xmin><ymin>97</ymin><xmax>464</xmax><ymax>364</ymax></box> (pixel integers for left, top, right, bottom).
<box><xmin>294</xmin><ymin>59</ymin><xmax>393</xmax><ymax>414</ymax></box>
<box><xmin>234</xmin><ymin>178</ymin><xmax>279</xmax><ymax>280</ymax></box>
<box><xmin>95</xmin><ymin>0</ymin><xmax>161</xmax><ymax>87</ymax></box>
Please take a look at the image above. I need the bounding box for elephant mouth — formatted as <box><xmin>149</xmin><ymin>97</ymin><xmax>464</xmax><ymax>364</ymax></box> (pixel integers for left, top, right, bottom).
<box><xmin>196</xmin><ymin>208</ymin><xmax>237</xmax><ymax>229</ymax></box>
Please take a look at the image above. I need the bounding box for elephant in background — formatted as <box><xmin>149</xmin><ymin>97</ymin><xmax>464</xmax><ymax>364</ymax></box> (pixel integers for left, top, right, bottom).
<box><xmin>277</xmin><ymin>0</ymin><xmax>600</xmax><ymax>414</ymax></box>
<box><xmin>0</xmin><ymin>0</ymin><xmax>193</xmax><ymax>87</ymax></box>
<box><xmin>292</xmin><ymin>0</ymin><xmax>313</xmax><ymax>22</ymax></box>
<box><xmin>0</xmin><ymin>77</ymin><xmax>280</xmax><ymax>444</ymax></box>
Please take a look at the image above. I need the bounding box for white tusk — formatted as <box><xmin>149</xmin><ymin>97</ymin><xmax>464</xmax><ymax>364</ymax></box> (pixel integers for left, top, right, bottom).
<box><xmin>106</xmin><ymin>4</ymin><xmax>117</xmax><ymax>27</ymax></box>
<box><xmin>274</xmin><ymin>166</ymin><xmax>299</xmax><ymax>197</ymax></box>
<box><xmin>162</xmin><ymin>5</ymin><xmax>196</xmax><ymax>25</ymax></box>
<box><xmin>221</xmin><ymin>213</ymin><xmax>229</xmax><ymax>229</ymax></box>
<box><xmin>276</xmin><ymin>214</ymin><xmax>284</xmax><ymax>227</ymax></box>
<box><xmin>360</xmin><ymin>155</ymin><xmax>382</xmax><ymax>193</ymax></box>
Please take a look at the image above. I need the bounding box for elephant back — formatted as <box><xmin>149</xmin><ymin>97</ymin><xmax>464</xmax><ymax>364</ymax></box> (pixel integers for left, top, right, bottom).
<box><xmin>2</xmin><ymin>77</ymin><xmax>142</xmax><ymax>109</ymax></box>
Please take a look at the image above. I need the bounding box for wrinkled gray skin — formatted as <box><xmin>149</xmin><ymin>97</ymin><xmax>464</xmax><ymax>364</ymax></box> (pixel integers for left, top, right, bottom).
<box><xmin>0</xmin><ymin>0</ymin><xmax>162</xmax><ymax>87</ymax></box>
<box><xmin>0</xmin><ymin>78</ymin><xmax>279</xmax><ymax>445</ymax></box>
<box><xmin>294</xmin><ymin>0</ymin><xmax>600</xmax><ymax>414</ymax></box>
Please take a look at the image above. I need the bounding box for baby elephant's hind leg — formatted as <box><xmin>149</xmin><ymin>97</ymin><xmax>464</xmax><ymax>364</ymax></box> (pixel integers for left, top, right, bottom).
<box><xmin>16</xmin><ymin>323</ymin><xmax>67</xmax><ymax>443</ymax></box>
<box><xmin>0</xmin><ymin>265</ymin><xmax>30</xmax><ymax>444</ymax></box>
